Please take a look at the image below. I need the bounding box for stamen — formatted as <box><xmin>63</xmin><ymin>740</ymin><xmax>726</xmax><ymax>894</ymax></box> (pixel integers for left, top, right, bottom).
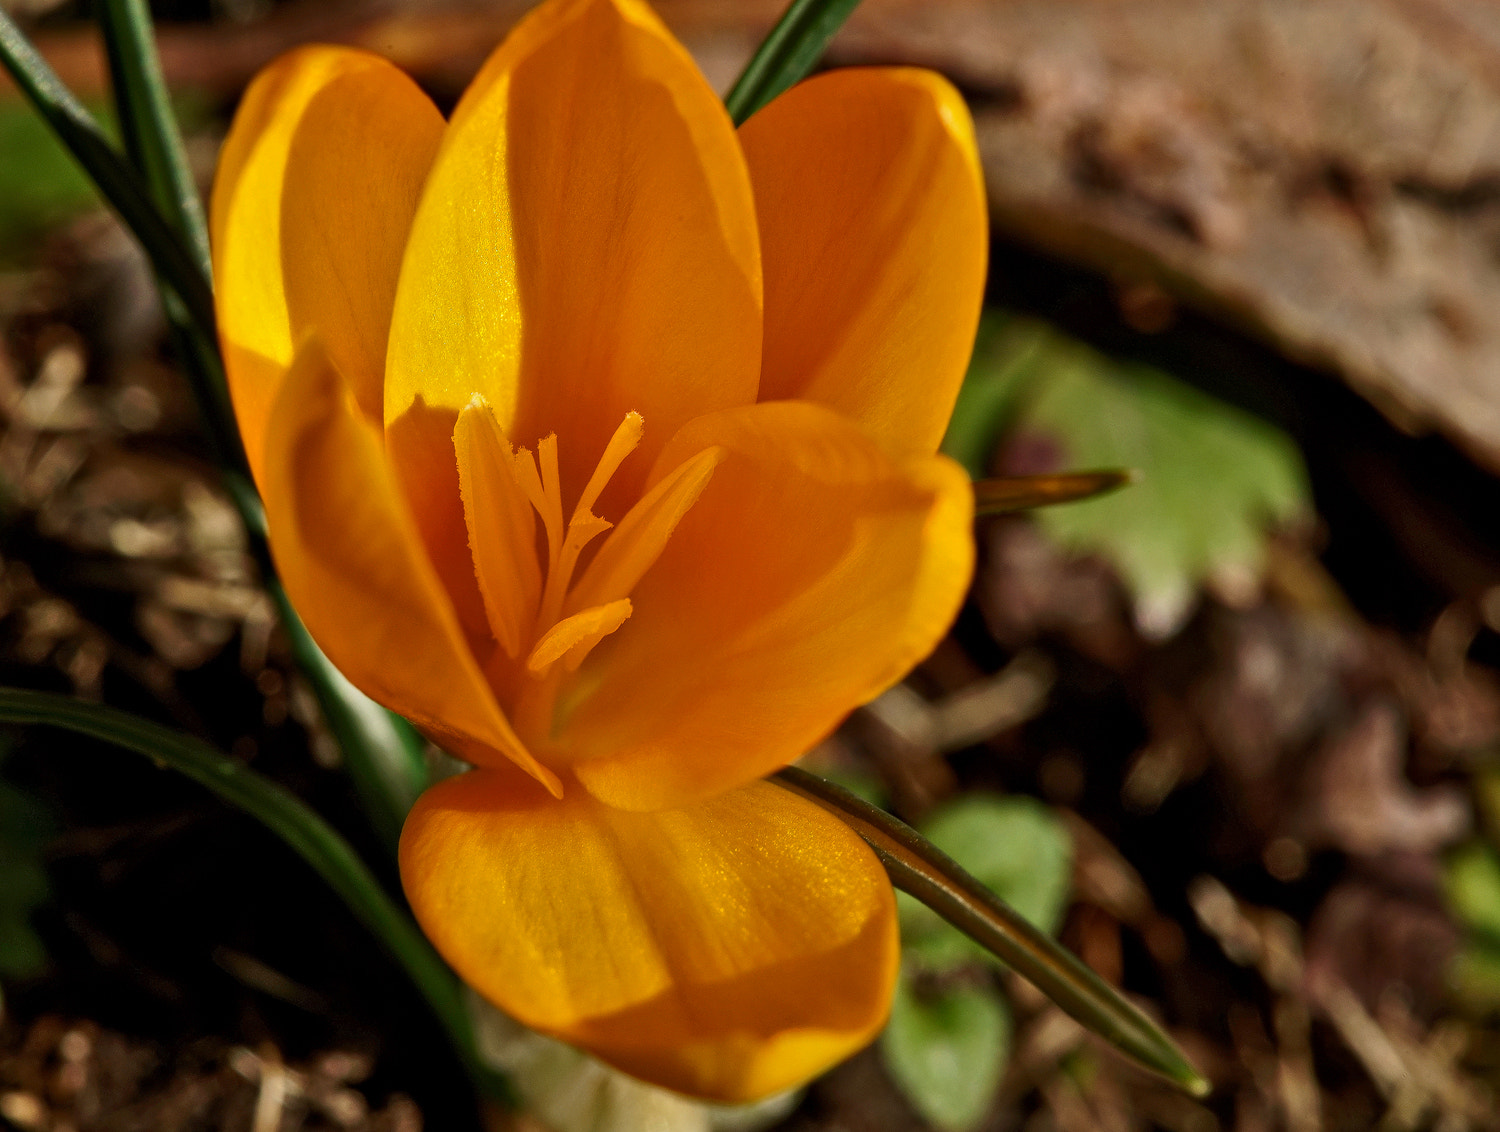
<box><xmin>566</xmin><ymin>445</ymin><xmax>725</xmax><ymax>616</ymax></box>
<box><xmin>574</xmin><ymin>412</ymin><xmax>643</xmax><ymax>522</ymax></box>
<box><xmin>532</xmin><ymin>412</ymin><xmax>643</xmax><ymax>636</ymax></box>
<box><xmin>509</xmin><ymin>434</ymin><xmax>564</xmax><ymax>575</ymax></box>
<box><xmin>526</xmin><ymin>598</ymin><xmax>633</xmax><ymax>675</ymax></box>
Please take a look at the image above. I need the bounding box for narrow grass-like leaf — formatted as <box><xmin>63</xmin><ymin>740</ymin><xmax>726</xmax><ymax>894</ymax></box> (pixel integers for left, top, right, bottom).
<box><xmin>0</xmin><ymin>9</ymin><xmax>215</xmax><ymax>341</ymax></box>
<box><xmin>274</xmin><ymin>584</ymin><xmax>429</xmax><ymax>851</ymax></box>
<box><xmin>974</xmin><ymin>470</ymin><xmax>1136</xmax><ymax>515</ymax></box>
<box><xmin>0</xmin><ymin>687</ymin><xmax>505</xmax><ymax>1100</ymax></box>
<box><xmin>8</xmin><ymin>5</ymin><xmax>429</xmax><ymax>842</ymax></box>
<box><xmin>724</xmin><ymin>0</ymin><xmax>863</xmax><ymax>124</ymax></box>
<box><xmin>93</xmin><ymin>0</ymin><xmax>245</xmax><ymax>483</ymax></box>
<box><xmin>774</xmin><ymin>766</ymin><xmax>1210</xmax><ymax>1096</ymax></box>
<box><xmin>97</xmin><ymin>0</ymin><xmax>209</xmax><ymax>274</ymax></box>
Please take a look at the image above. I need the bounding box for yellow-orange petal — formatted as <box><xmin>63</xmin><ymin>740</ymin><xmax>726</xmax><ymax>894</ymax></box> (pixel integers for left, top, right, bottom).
<box><xmin>210</xmin><ymin>45</ymin><xmax>441</xmax><ymax>485</ymax></box>
<box><xmin>385</xmin><ymin>0</ymin><xmax>762</xmax><ymax>525</ymax></box>
<box><xmin>739</xmin><ymin>68</ymin><xmax>987</xmax><ymax>456</ymax></box>
<box><xmin>399</xmin><ymin>770</ymin><xmax>898</xmax><ymax>1101</ymax></box>
<box><xmin>559</xmin><ymin>401</ymin><xmax>974</xmax><ymax>812</ymax></box>
<box><xmin>263</xmin><ymin>337</ymin><xmax>559</xmax><ymax>796</ymax></box>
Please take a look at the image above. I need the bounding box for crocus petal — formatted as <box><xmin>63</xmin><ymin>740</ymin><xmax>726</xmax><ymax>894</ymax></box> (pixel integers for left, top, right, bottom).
<box><xmin>263</xmin><ymin>337</ymin><xmax>559</xmax><ymax>796</ymax></box>
<box><xmin>400</xmin><ymin>770</ymin><xmax>898</xmax><ymax>1101</ymax></box>
<box><xmin>385</xmin><ymin>0</ymin><xmax>762</xmax><ymax>526</ymax></box>
<box><xmin>739</xmin><ymin>69</ymin><xmax>987</xmax><ymax>456</ymax></box>
<box><xmin>560</xmin><ymin>401</ymin><xmax>973</xmax><ymax>812</ymax></box>
<box><xmin>210</xmin><ymin>46</ymin><xmax>442</xmax><ymax>485</ymax></box>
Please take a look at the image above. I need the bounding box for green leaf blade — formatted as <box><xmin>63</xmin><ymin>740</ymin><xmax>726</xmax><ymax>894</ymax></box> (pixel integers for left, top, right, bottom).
<box><xmin>774</xmin><ymin>766</ymin><xmax>1209</xmax><ymax>1096</ymax></box>
<box><xmin>0</xmin><ymin>687</ymin><xmax>503</xmax><ymax>1100</ymax></box>
<box><xmin>724</xmin><ymin>0</ymin><xmax>864</xmax><ymax>125</ymax></box>
<box><xmin>96</xmin><ymin>0</ymin><xmax>210</xmax><ymax>276</ymax></box>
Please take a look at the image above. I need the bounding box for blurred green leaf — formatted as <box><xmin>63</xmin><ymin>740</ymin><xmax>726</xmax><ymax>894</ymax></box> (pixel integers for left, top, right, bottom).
<box><xmin>1446</xmin><ymin>842</ymin><xmax>1500</xmax><ymax>945</ymax></box>
<box><xmin>1442</xmin><ymin>843</ymin><xmax>1500</xmax><ymax>1010</ymax></box>
<box><xmin>0</xmin><ymin>687</ymin><xmax>507</xmax><ymax>1100</ymax></box>
<box><xmin>0</xmin><ymin>99</ymin><xmax>112</xmax><ymax>259</ymax></box>
<box><xmin>882</xmin><ymin>978</ymin><xmax>1010</xmax><ymax>1131</ymax></box>
<box><xmin>941</xmin><ymin>313</ymin><xmax>1046</xmax><ymax>478</ymax></box>
<box><xmin>1449</xmin><ymin>943</ymin><xmax>1500</xmax><ymax>1011</ymax></box>
<box><xmin>900</xmin><ymin>794</ymin><xmax>1072</xmax><ymax>974</ymax></box>
<box><xmin>0</xmin><ymin>760</ymin><xmax>51</xmax><ymax>978</ymax></box>
<box><xmin>945</xmin><ymin>315</ymin><xmax>1310</xmax><ymax>637</ymax></box>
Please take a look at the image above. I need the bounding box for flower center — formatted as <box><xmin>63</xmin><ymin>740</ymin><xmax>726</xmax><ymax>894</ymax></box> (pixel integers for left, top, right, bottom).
<box><xmin>453</xmin><ymin>396</ymin><xmax>722</xmax><ymax>749</ymax></box>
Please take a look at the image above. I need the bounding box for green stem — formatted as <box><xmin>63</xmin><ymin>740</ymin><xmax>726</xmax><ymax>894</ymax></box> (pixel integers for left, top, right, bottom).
<box><xmin>0</xmin><ymin>687</ymin><xmax>508</xmax><ymax>1102</ymax></box>
<box><xmin>0</xmin><ymin>8</ymin><xmax>216</xmax><ymax>352</ymax></box>
<box><xmin>723</xmin><ymin>0</ymin><xmax>864</xmax><ymax>124</ymax></box>
<box><xmin>96</xmin><ymin>0</ymin><xmax>210</xmax><ymax>275</ymax></box>
<box><xmin>774</xmin><ymin>766</ymin><xmax>1211</xmax><ymax>1096</ymax></box>
<box><xmin>86</xmin><ymin>0</ymin><xmax>429</xmax><ymax>845</ymax></box>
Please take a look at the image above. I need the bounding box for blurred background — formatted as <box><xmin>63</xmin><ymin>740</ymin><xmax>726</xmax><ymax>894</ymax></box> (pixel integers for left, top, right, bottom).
<box><xmin>3</xmin><ymin>0</ymin><xmax>1500</xmax><ymax>1129</ymax></box>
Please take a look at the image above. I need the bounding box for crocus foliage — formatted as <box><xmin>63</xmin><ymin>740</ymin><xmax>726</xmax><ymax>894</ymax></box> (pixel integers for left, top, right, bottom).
<box><xmin>210</xmin><ymin>0</ymin><xmax>985</xmax><ymax>1102</ymax></box>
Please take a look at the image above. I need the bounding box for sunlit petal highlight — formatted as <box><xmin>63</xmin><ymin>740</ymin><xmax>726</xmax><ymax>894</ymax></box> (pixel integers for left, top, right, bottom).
<box><xmin>400</xmin><ymin>771</ymin><xmax>898</xmax><ymax>1101</ymax></box>
<box><xmin>210</xmin><ymin>46</ymin><xmax>441</xmax><ymax>484</ymax></box>
<box><xmin>385</xmin><ymin>0</ymin><xmax>763</xmax><ymax>522</ymax></box>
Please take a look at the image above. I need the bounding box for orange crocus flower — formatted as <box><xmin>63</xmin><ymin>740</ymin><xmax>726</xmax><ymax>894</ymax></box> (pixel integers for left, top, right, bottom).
<box><xmin>210</xmin><ymin>0</ymin><xmax>985</xmax><ymax>1102</ymax></box>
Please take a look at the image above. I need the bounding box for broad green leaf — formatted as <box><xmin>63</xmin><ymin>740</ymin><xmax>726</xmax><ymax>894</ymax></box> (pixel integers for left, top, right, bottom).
<box><xmin>881</xmin><ymin>978</ymin><xmax>1010</xmax><ymax>1131</ymax></box>
<box><xmin>945</xmin><ymin>315</ymin><xmax>1310</xmax><ymax>637</ymax></box>
<box><xmin>900</xmin><ymin>794</ymin><xmax>1072</xmax><ymax>974</ymax></box>
<box><xmin>1445</xmin><ymin>842</ymin><xmax>1500</xmax><ymax>944</ymax></box>
<box><xmin>1442</xmin><ymin>843</ymin><xmax>1500</xmax><ymax>1010</ymax></box>
<box><xmin>941</xmin><ymin>313</ymin><xmax>1047</xmax><ymax>478</ymax></box>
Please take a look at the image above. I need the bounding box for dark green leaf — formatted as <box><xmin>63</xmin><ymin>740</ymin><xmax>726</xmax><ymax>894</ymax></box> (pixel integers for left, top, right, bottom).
<box><xmin>0</xmin><ymin>772</ymin><xmax>50</xmax><ymax>978</ymax></box>
<box><xmin>724</xmin><ymin>0</ymin><xmax>863</xmax><ymax>124</ymax></box>
<box><xmin>774</xmin><ymin>766</ymin><xmax>1209</xmax><ymax>1095</ymax></box>
<box><xmin>0</xmin><ymin>687</ymin><xmax>505</xmax><ymax>1101</ymax></box>
<box><xmin>901</xmin><ymin>794</ymin><xmax>1072</xmax><ymax>974</ymax></box>
<box><xmin>97</xmin><ymin>0</ymin><xmax>209</xmax><ymax>275</ymax></box>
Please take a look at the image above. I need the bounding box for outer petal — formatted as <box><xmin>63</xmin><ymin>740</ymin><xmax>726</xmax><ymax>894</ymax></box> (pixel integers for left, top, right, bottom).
<box><xmin>263</xmin><ymin>338</ymin><xmax>559</xmax><ymax>795</ymax></box>
<box><xmin>385</xmin><ymin>0</ymin><xmax>762</xmax><ymax>529</ymax></box>
<box><xmin>561</xmin><ymin>401</ymin><xmax>974</xmax><ymax>812</ymax></box>
<box><xmin>739</xmin><ymin>69</ymin><xmax>987</xmax><ymax>456</ymax></box>
<box><xmin>400</xmin><ymin>770</ymin><xmax>898</xmax><ymax>1101</ymax></box>
<box><xmin>210</xmin><ymin>45</ymin><xmax>442</xmax><ymax>485</ymax></box>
